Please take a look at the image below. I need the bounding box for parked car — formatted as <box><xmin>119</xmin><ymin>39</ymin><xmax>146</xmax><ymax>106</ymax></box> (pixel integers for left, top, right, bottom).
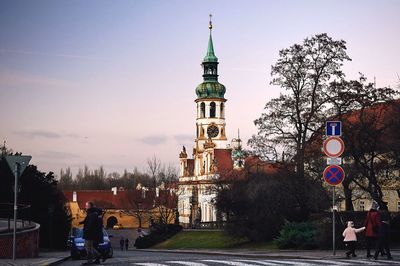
<box><xmin>68</xmin><ymin>227</ymin><xmax>113</xmax><ymax>260</ymax></box>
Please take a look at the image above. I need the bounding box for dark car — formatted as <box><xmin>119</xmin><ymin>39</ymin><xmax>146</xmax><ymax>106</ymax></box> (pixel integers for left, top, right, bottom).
<box><xmin>68</xmin><ymin>227</ymin><xmax>113</xmax><ymax>260</ymax></box>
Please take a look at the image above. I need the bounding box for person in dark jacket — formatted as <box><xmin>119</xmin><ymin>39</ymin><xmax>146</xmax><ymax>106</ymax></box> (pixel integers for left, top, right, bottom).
<box><xmin>374</xmin><ymin>211</ymin><xmax>393</xmax><ymax>260</ymax></box>
<box><xmin>364</xmin><ymin>201</ymin><xmax>381</xmax><ymax>258</ymax></box>
<box><xmin>125</xmin><ymin>238</ymin><xmax>130</xmax><ymax>251</ymax></box>
<box><xmin>119</xmin><ymin>237</ymin><xmax>124</xmax><ymax>251</ymax></box>
<box><xmin>80</xmin><ymin>201</ymin><xmax>106</xmax><ymax>265</ymax></box>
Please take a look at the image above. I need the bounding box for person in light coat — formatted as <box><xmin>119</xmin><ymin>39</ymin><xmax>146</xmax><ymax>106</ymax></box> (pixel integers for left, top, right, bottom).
<box><xmin>343</xmin><ymin>221</ymin><xmax>365</xmax><ymax>258</ymax></box>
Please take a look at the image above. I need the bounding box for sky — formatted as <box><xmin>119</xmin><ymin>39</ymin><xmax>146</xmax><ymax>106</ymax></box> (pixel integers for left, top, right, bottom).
<box><xmin>0</xmin><ymin>0</ymin><xmax>399</xmax><ymax>177</ymax></box>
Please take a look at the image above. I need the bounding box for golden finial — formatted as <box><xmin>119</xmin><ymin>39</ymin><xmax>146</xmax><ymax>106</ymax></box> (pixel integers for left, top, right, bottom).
<box><xmin>208</xmin><ymin>14</ymin><xmax>213</xmax><ymax>30</ymax></box>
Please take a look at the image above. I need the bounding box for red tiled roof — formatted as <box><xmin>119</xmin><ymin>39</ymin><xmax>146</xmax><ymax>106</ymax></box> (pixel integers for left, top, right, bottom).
<box><xmin>63</xmin><ymin>189</ymin><xmax>177</xmax><ymax>210</ymax></box>
<box><xmin>214</xmin><ymin>149</ymin><xmax>233</xmax><ymax>172</ymax></box>
<box><xmin>244</xmin><ymin>156</ymin><xmax>289</xmax><ymax>175</ymax></box>
<box><xmin>218</xmin><ymin>155</ymin><xmax>289</xmax><ymax>182</ymax></box>
<box><xmin>306</xmin><ymin>99</ymin><xmax>400</xmax><ymax>156</ymax></box>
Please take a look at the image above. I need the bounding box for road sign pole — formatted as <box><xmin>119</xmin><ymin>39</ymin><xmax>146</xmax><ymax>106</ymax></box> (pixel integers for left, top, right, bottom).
<box><xmin>4</xmin><ymin>155</ymin><xmax>31</xmax><ymax>261</ymax></box>
<box><xmin>333</xmin><ymin>186</ymin><xmax>336</xmax><ymax>256</ymax></box>
<box><xmin>13</xmin><ymin>163</ymin><xmax>20</xmax><ymax>261</ymax></box>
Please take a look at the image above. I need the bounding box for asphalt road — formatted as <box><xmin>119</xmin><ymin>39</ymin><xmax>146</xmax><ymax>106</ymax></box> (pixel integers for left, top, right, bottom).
<box><xmin>59</xmin><ymin>250</ymin><xmax>400</xmax><ymax>266</ymax></box>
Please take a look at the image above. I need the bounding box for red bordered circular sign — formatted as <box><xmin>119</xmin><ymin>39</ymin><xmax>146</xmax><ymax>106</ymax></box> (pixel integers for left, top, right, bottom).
<box><xmin>323</xmin><ymin>165</ymin><xmax>345</xmax><ymax>186</ymax></box>
<box><xmin>323</xmin><ymin>136</ymin><xmax>345</xmax><ymax>158</ymax></box>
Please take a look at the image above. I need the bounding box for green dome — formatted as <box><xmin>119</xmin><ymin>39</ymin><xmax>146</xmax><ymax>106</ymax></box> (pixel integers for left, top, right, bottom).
<box><xmin>196</xmin><ymin>81</ymin><xmax>226</xmax><ymax>99</ymax></box>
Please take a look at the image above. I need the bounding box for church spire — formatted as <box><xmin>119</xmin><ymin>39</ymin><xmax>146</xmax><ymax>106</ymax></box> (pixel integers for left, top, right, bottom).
<box><xmin>196</xmin><ymin>15</ymin><xmax>226</xmax><ymax>99</ymax></box>
<box><xmin>203</xmin><ymin>14</ymin><xmax>218</xmax><ymax>63</ymax></box>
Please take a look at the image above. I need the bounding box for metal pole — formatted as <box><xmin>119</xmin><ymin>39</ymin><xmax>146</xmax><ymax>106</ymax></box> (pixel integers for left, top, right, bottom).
<box><xmin>13</xmin><ymin>163</ymin><xmax>20</xmax><ymax>261</ymax></box>
<box><xmin>333</xmin><ymin>186</ymin><xmax>336</xmax><ymax>256</ymax></box>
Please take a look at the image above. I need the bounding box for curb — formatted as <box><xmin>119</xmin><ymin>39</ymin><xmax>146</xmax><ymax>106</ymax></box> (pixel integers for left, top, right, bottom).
<box><xmin>45</xmin><ymin>255</ymin><xmax>71</xmax><ymax>266</ymax></box>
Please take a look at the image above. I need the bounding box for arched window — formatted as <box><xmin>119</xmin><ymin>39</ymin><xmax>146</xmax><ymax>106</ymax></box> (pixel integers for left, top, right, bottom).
<box><xmin>220</xmin><ymin>103</ymin><xmax>224</xmax><ymax>117</ymax></box>
<box><xmin>200</xmin><ymin>102</ymin><xmax>205</xmax><ymax>118</ymax></box>
<box><xmin>210</xmin><ymin>102</ymin><xmax>216</xmax><ymax>118</ymax></box>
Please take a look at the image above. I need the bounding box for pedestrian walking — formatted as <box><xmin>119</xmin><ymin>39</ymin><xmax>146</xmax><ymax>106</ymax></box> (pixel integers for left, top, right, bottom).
<box><xmin>119</xmin><ymin>237</ymin><xmax>124</xmax><ymax>251</ymax></box>
<box><xmin>374</xmin><ymin>211</ymin><xmax>393</xmax><ymax>260</ymax></box>
<box><xmin>79</xmin><ymin>201</ymin><xmax>107</xmax><ymax>265</ymax></box>
<box><xmin>343</xmin><ymin>221</ymin><xmax>365</xmax><ymax>258</ymax></box>
<box><xmin>364</xmin><ymin>201</ymin><xmax>381</xmax><ymax>258</ymax></box>
<box><xmin>125</xmin><ymin>237</ymin><xmax>130</xmax><ymax>251</ymax></box>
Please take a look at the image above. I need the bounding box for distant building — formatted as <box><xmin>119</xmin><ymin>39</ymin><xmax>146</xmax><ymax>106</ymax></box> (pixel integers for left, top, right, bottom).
<box><xmin>63</xmin><ymin>183</ymin><xmax>177</xmax><ymax>228</ymax></box>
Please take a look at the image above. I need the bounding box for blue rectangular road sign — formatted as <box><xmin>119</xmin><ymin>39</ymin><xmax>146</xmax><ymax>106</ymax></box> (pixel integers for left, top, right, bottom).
<box><xmin>326</xmin><ymin>121</ymin><xmax>342</xmax><ymax>136</ymax></box>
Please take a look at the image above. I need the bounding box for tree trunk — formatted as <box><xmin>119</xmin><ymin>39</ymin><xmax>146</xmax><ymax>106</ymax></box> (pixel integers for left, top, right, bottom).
<box><xmin>342</xmin><ymin>182</ymin><xmax>354</xmax><ymax>211</ymax></box>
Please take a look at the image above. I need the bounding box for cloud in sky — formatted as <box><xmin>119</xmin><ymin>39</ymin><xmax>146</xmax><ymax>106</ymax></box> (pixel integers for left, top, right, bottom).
<box><xmin>137</xmin><ymin>135</ymin><xmax>168</xmax><ymax>145</ymax></box>
<box><xmin>36</xmin><ymin>150</ymin><xmax>80</xmax><ymax>160</ymax></box>
<box><xmin>14</xmin><ymin>130</ymin><xmax>61</xmax><ymax>139</ymax></box>
<box><xmin>0</xmin><ymin>49</ymin><xmax>105</xmax><ymax>60</ymax></box>
<box><xmin>13</xmin><ymin>130</ymin><xmax>84</xmax><ymax>140</ymax></box>
<box><xmin>173</xmin><ymin>134</ymin><xmax>194</xmax><ymax>143</ymax></box>
<box><xmin>0</xmin><ymin>70</ymin><xmax>79</xmax><ymax>90</ymax></box>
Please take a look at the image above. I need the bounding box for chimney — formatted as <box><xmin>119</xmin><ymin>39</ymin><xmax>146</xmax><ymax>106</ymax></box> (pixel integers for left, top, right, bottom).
<box><xmin>112</xmin><ymin>187</ymin><xmax>117</xmax><ymax>195</ymax></box>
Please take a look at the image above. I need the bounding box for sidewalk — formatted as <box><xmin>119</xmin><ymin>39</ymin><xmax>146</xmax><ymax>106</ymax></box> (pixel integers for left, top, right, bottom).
<box><xmin>0</xmin><ymin>251</ymin><xmax>70</xmax><ymax>266</ymax></box>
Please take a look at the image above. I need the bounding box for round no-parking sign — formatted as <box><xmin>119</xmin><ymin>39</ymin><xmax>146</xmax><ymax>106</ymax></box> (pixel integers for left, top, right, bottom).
<box><xmin>323</xmin><ymin>165</ymin><xmax>345</xmax><ymax>186</ymax></box>
<box><xmin>323</xmin><ymin>136</ymin><xmax>345</xmax><ymax>158</ymax></box>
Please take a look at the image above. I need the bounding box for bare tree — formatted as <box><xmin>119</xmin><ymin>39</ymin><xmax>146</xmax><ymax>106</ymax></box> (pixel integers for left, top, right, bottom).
<box><xmin>249</xmin><ymin>33</ymin><xmax>351</xmax><ymax>217</ymax></box>
<box><xmin>147</xmin><ymin>155</ymin><xmax>161</xmax><ymax>188</ymax></box>
<box><xmin>123</xmin><ymin>189</ymin><xmax>149</xmax><ymax>228</ymax></box>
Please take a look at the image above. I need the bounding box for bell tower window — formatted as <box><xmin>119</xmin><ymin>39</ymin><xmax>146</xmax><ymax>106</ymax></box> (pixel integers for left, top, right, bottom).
<box><xmin>200</xmin><ymin>102</ymin><xmax>205</xmax><ymax>118</ymax></box>
<box><xmin>210</xmin><ymin>102</ymin><xmax>216</xmax><ymax>118</ymax></box>
<box><xmin>220</xmin><ymin>103</ymin><xmax>224</xmax><ymax>118</ymax></box>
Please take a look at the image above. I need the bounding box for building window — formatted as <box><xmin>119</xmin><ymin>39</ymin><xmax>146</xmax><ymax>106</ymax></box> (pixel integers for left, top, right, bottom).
<box><xmin>210</xmin><ymin>102</ymin><xmax>216</xmax><ymax>118</ymax></box>
<box><xmin>359</xmin><ymin>200</ymin><xmax>365</xmax><ymax>211</ymax></box>
<box><xmin>200</xmin><ymin>102</ymin><xmax>205</xmax><ymax>118</ymax></box>
<box><xmin>220</xmin><ymin>103</ymin><xmax>224</xmax><ymax>117</ymax></box>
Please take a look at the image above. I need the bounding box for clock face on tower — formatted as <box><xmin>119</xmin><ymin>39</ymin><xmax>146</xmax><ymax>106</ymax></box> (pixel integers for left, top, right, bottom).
<box><xmin>207</xmin><ymin>124</ymin><xmax>219</xmax><ymax>138</ymax></box>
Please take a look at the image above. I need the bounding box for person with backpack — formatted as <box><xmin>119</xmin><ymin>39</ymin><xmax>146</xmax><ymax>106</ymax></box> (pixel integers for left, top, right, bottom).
<box><xmin>80</xmin><ymin>201</ymin><xmax>107</xmax><ymax>265</ymax></box>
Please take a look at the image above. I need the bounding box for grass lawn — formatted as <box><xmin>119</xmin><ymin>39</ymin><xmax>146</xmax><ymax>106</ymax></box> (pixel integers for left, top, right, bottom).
<box><xmin>154</xmin><ymin>230</ymin><xmax>277</xmax><ymax>250</ymax></box>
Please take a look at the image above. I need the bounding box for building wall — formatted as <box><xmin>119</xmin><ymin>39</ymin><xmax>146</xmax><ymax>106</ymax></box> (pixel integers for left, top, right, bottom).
<box><xmin>68</xmin><ymin>201</ymin><xmax>176</xmax><ymax>229</ymax></box>
<box><xmin>0</xmin><ymin>222</ymin><xmax>40</xmax><ymax>258</ymax></box>
<box><xmin>338</xmin><ymin>187</ymin><xmax>400</xmax><ymax>212</ymax></box>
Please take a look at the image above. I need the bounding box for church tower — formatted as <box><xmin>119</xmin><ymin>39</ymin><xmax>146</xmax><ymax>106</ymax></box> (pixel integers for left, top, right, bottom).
<box><xmin>178</xmin><ymin>16</ymin><xmax>233</xmax><ymax>228</ymax></box>
<box><xmin>194</xmin><ymin>17</ymin><xmax>228</xmax><ymax>162</ymax></box>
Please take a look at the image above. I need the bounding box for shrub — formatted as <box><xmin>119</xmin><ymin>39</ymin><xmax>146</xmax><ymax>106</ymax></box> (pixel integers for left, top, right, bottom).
<box><xmin>134</xmin><ymin>224</ymin><xmax>182</xmax><ymax>249</ymax></box>
<box><xmin>274</xmin><ymin>222</ymin><xmax>317</xmax><ymax>249</ymax></box>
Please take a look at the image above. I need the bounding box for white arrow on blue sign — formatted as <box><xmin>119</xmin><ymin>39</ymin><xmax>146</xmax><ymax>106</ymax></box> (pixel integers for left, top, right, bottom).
<box><xmin>326</xmin><ymin>121</ymin><xmax>342</xmax><ymax>136</ymax></box>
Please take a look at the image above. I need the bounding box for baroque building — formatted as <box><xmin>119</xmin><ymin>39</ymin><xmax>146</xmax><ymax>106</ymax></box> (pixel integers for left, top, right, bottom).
<box><xmin>178</xmin><ymin>19</ymin><xmax>241</xmax><ymax>228</ymax></box>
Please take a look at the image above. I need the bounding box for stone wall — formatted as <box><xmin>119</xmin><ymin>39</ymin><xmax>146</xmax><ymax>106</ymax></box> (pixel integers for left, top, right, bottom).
<box><xmin>0</xmin><ymin>222</ymin><xmax>40</xmax><ymax>258</ymax></box>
